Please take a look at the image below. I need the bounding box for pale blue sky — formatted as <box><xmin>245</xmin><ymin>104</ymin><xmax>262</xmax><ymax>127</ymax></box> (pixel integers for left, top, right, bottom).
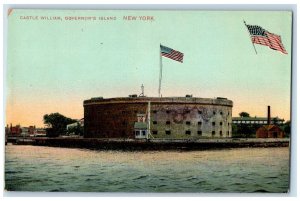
<box><xmin>6</xmin><ymin>10</ymin><xmax>292</xmax><ymax>126</ymax></box>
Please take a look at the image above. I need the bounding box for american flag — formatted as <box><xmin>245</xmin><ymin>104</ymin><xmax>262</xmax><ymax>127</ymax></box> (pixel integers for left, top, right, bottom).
<box><xmin>245</xmin><ymin>24</ymin><xmax>287</xmax><ymax>54</ymax></box>
<box><xmin>160</xmin><ymin>45</ymin><xmax>184</xmax><ymax>63</ymax></box>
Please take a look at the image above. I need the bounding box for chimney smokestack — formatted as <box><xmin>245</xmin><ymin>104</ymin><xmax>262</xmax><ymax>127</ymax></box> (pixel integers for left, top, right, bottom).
<box><xmin>267</xmin><ymin>106</ymin><xmax>271</xmax><ymax>125</ymax></box>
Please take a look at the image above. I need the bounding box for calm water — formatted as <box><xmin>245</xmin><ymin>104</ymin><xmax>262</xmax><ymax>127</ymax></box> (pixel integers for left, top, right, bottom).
<box><xmin>5</xmin><ymin>144</ymin><xmax>290</xmax><ymax>193</ymax></box>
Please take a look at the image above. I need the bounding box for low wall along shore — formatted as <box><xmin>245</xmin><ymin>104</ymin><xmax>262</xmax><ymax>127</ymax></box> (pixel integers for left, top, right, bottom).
<box><xmin>10</xmin><ymin>137</ymin><xmax>290</xmax><ymax>151</ymax></box>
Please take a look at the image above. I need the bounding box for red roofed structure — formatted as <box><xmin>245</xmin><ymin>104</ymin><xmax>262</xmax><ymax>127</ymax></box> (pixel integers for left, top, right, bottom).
<box><xmin>256</xmin><ymin>125</ymin><xmax>285</xmax><ymax>138</ymax></box>
<box><xmin>256</xmin><ymin>106</ymin><xmax>285</xmax><ymax>138</ymax></box>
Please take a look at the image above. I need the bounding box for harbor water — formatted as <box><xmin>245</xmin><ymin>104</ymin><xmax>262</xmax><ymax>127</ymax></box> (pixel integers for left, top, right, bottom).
<box><xmin>5</xmin><ymin>144</ymin><xmax>290</xmax><ymax>193</ymax></box>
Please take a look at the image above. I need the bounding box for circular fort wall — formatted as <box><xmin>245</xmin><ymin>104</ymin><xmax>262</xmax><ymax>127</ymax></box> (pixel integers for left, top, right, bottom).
<box><xmin>83</xmin><ymin>97</ymin><xmax>233</xmax><ymax>139</ymax></box>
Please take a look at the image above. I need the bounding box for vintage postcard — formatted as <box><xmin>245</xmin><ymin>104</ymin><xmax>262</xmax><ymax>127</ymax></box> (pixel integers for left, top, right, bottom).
<box><xmin>5</xmin><ymin>9</ymin><xmax>292</xmax><ymax>193</ymax></box>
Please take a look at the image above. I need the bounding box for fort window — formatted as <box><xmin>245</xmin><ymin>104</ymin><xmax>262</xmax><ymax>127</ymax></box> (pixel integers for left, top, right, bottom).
<box><xmin>165</xmin><ymin>130</ymin><xmax>171</xmax><ymax>135</ymax></box>
<box><xmin>198</xmin><ymin>131</ymin><xmax>202</xmax><ymax>135</ymax></box>
<box><xmin>185</xmin><ymin>110</ymin><xmax>190</xmax><ymax>113</ymax></box>
<box><xmin>185</xmin><ymin>130</ymin><xmax>191</xmax><ymax>135</ymax></box>
<box><xmin>142</xmin><ymin>130</ymin><xmax>146</xmax><ymax>136</ymax></box>
<box><xmin>212</xmin><ymin>131</ymin><xmax>215</xmax><ymax>135</ymax></box>
<box><xmin>228</xmin><ymin>123</ymin><xmax>230</xmax><ymax>126</ymax></box>
<box><xmin>166</xmin><ymin>110</ymin><xmax>170</xmax><ymax>114</ymax></box>
<box><xmin>135</xmin><ymin>131</ymin><xmax>139</xmax><ymax>136</ymax></box>
<box><xmin>227</xmin><ymin>131</ymin><xmax>229</xmax><ymax>136</ymax></box>
<box><xmin>198</xmin><ymin>111</ymin><xmax>202</xmax><ymax>114</ymax></box>
<box><xmin>213</xmin><ymin>111</ymin><xmax>216</xmax><ymax>115</ymax></box>
<box><xmin>220</xmin><ymin>131</ymin><xmax>222</xmax><ymax>136</ymax></box>
<box><xmin>212</xmin><ymin>122</ymin><xmax>215</xmax><ymax>126</ymax></box>
<box><xmin>166</xmin><ymin>121</ymin><xmax>171</xmax><ymax>125</ymax></box>
<box><xmin>186</xmin><ymin>121</ymin><xmax>191</xmax><ymax>125</ymax></box>
<box><xmin>198</xmin><ymin>121</ymin><xmax>202</xmax><ymax>125</ymax></box>
<box><xmin>153</xmin><ymin>121</ymin><xmax>157</xmax><ymax>125</ymax></box>
<box><xmin>152</xmin><ymin>130</ymin><xmax>158</xmax><ymax>135</ymax></box>
<box><xmin>220</xmin><ymin>122</ymin><xmax>223</xmax><ymax>126</ymax></box>
<box><xmin>220</xmin><ymin>111</ymin><xmax>223</xmax><ymax>115</ymax></box>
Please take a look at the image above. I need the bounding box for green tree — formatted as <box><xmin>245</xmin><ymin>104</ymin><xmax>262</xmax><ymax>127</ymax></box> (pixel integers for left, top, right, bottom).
<box><xmin>43</xmin><ymin>113</ymin><xmax>76</xmax><ymax>137</ymax></box>
<box><xmin>237</xmin><ymin>124</ymin><xmax>252</xmax><ymax>138</ymax></box>
<box><xmin>239</xmin><ymin>112</ymin><xmax>250</xmax><ymax>117</ymax></box>
<box><xmin>272</xmin><ymin>117</ymin><xmax>279</xmax><ymax>125</ymax></box>
<box><xmin>232</xmin><ymin>123</ymin><xmax>259</xmax><ymax>138</ymax></box>
<box><xmin>283</xmin><ymin>120</ymin><xmax>291</xmax><ymax>138</ymax></box>
<box><xmin>232</xmin><ymin>124</ymin><xmax>238</xmax><ymax>137</ymax></box>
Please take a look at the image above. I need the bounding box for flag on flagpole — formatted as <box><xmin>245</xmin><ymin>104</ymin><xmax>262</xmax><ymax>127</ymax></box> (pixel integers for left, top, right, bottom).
<box><xmin>160</xmin><ymin>44</ymin><xmax>184</xmax><ymax>63</ymax></box>
<box><xmin>245</xmin><ymin>24</ymin><xmax>287</xmax><ymax>54</ymax></box>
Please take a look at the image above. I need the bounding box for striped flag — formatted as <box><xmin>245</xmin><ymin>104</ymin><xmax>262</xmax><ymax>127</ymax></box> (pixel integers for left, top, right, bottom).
<box><xmin>160</xmin><ymin>44</ymin><xmax>184</xmax><ymax>63</ymax></box>
<box><xmin>245</xmin><ymin>24</ymin><xmax>287</xmax><ymax>54</ymax></box>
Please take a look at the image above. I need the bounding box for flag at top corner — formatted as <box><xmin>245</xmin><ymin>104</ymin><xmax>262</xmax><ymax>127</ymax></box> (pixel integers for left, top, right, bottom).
<box><xmin>245</xmin><ymin>23</ymin><xmax>288</xmax><ymax>54</ymax></box>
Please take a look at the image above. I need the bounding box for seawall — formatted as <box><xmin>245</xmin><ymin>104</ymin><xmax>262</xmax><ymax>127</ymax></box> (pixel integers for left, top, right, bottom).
<box><xmin>11</xmin><ymin>137</ymin><xmax>290</xmax><ymax>151</ymax></box>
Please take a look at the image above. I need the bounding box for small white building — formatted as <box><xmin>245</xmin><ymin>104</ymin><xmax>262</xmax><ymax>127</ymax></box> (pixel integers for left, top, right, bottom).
<box><xmin>66</xmin><ymin>118</ymin><xmax>84</xmax><ymax>135</ymax></box>
<box><xmin>134</xmin><ymin>114</ymin><xmax>148</xmax><ymax>139</ymax></box>
<box><xmin>20</xmin><ymin>127</ymin><xmax>29</xmax><ymax>137</ymax></box>
<box><xmin>34</xmin><ymin>128</ymin><xmax>46</xmax><ymax>137</ymax></box>
<box><xmin>67</xmin><ymin>118</ymin><xmax>84</xmax><ymax>129</ymax></box>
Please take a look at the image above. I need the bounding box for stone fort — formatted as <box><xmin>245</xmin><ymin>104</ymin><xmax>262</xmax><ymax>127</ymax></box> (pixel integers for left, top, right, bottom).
<box><xmin>84</xmin><ymin>96</ymin><xmax>233</xmax><ymax>139</ymax></box>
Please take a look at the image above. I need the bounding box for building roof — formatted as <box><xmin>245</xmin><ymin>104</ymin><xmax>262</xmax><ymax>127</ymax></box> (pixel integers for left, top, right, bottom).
<box><xmin>134</xmin><ymin>122</ymin><xmax>147</xmax><ymax>130</ymax></box>
<box><xmin>84</xmin><ymin>96</ymin><xmax>233</xmax><ymax>107</ymax></box>
<box><xmin>67</xmin><ymin>122</ymin><xmax>79</xmax><ymax>127</ymax></box>
<box><xmin>263</xmin><ymin>125</ymin><xmax>275</xmax><ymax>130</ymax></box>
<box><xmin>232</xmin><ymin>117</ymin><xmax>284</xmax><ymax>121</ymax></box>
<box><xmin>259</xmin><ymin>125</ymin><xmax>283</xmax><ymax>131</ymax></box>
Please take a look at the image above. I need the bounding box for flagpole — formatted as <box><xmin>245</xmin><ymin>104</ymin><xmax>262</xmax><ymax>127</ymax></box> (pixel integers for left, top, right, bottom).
<box><xmin>243</xmin><ymin>20</ymin><xmax>257</xmax><ymax>55</ymax></box>
<box><xmin>147</xmin><ymin>101</ymin><xmax>151</xmax><ymax>140</ymax></box>
<box><xmin>159</xmin><ymin>44</ymin><xmax>163</xmax><ymax>97</ymax></box>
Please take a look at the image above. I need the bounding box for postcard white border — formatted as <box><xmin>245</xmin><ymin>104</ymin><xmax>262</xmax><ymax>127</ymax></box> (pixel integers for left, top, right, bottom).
<box><xmin>1</xmin><ymin>2</ymin><xmax>298</xmax><ymax>199</ymax></box>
